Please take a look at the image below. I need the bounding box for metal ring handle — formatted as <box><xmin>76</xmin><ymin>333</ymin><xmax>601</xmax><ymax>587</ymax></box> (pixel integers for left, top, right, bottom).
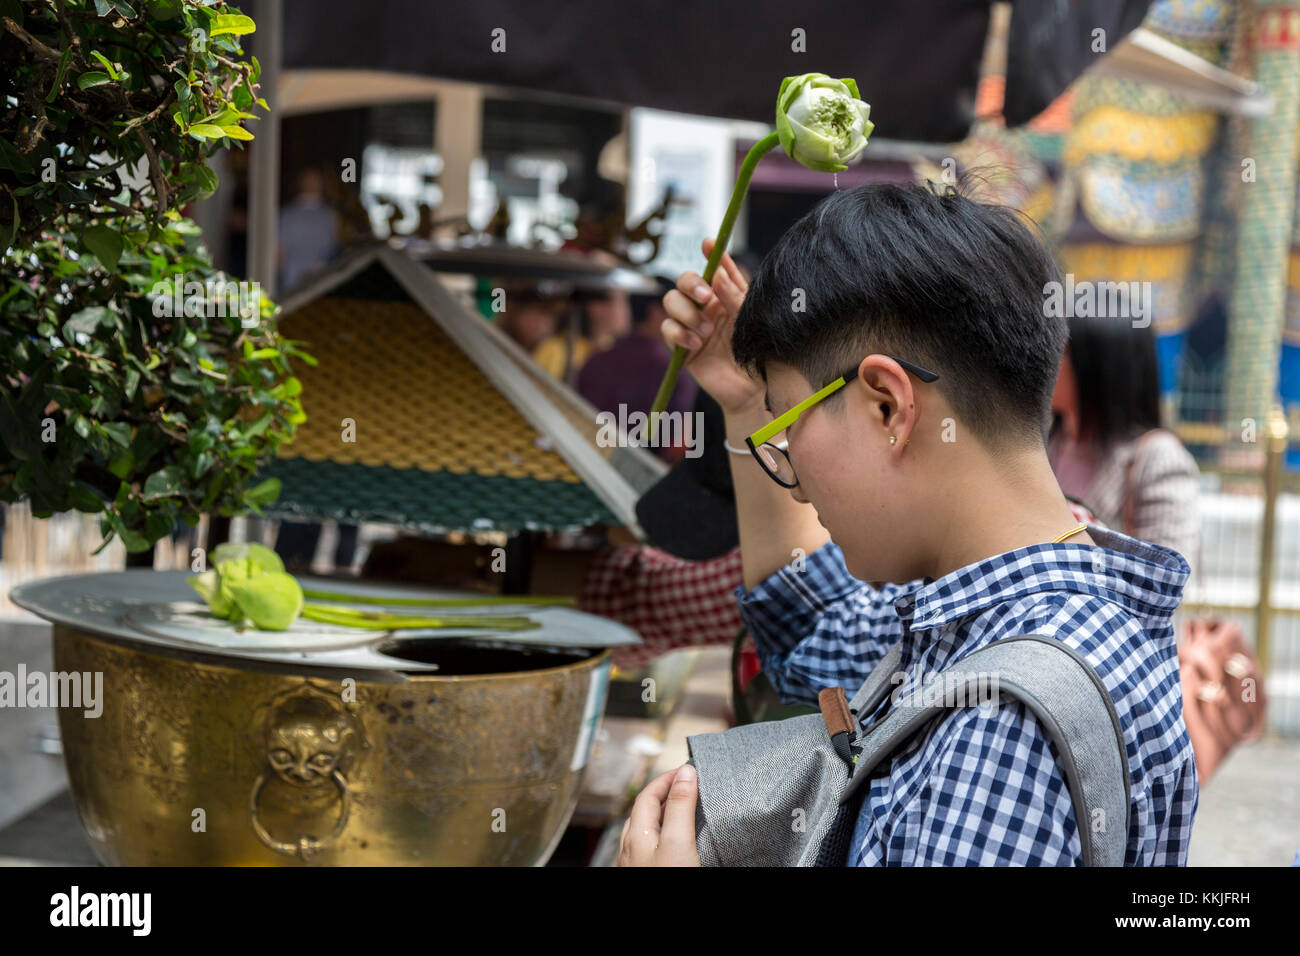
<box><xmin>249</xmin><ymin>769</ymin><xmax>352</xmax><ymax>859</ymax></box>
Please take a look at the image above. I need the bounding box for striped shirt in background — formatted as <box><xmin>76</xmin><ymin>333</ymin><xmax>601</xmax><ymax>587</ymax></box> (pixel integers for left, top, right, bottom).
<box><xmin>1072</xmin><ymin>428</ymin><xmax>1202</xmax><ymax>583</ymax></box>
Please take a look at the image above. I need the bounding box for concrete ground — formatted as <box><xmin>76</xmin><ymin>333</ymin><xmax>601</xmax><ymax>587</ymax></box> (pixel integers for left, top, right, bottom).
<box><xmin>1188</xmin><ymin>736</ymin><xmax>1300</xmax><ymax>867</ymax></box>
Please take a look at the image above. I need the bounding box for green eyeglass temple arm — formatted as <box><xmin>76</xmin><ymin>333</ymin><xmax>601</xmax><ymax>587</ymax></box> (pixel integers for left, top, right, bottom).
<box><xmin>745</xmin><ymin>355</ymin><xmax>940</xmax><ymax>448</ymax></box>
<box><xmin>748</xmin><ymin>375</ymin><xmax>850</xmax><ymax>446</ymax></box>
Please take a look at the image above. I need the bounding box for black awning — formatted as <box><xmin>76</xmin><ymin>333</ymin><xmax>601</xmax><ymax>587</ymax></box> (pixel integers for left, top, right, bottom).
<box><xmin>281</xmin><ymin>0</ymin><xmax>1153</xmax><ymax>143</ymax></box>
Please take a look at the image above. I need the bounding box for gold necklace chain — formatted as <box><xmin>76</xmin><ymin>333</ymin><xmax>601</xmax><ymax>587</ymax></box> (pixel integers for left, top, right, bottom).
<box><xmin>1053</xmin><ymin>523</ymin><xmax>1089</xmax><ymax>544</ymax></box>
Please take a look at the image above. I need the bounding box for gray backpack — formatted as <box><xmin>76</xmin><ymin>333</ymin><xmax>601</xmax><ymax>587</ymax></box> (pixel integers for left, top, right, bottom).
<box><xmin>687</xmin><ymin>634</ymin><xmax>1131</xmax><ymax>866</ymax></box>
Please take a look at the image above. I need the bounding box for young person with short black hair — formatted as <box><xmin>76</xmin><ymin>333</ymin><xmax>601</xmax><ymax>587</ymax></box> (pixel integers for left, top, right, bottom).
<box><xmin>617</xmin><ymin>182</ymin><xmax>1196</xmax><ymax>867</ymax></box>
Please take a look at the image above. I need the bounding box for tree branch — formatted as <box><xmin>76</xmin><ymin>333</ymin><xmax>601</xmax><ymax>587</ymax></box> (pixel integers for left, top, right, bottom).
<box><xmin>2</xmin><ymin>16</ymin><xmax>62</xmax><ymax>63</ymax></box>
<box><xmin>122</xmin><ymin>89</ymin><xmax>176</xmax><ymax>133</ymax></box>
<box><xmin>135</xmin><ymin>127</ymin><xmax>168</xmax><ymax>221</ymax></box>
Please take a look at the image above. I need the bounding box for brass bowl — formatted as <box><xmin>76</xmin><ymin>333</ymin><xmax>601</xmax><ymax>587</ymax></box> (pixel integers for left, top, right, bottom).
<box><xmin>13</xmin><ymin>572</ymin><xmax>631</xmax><ymax>866</ymax></box>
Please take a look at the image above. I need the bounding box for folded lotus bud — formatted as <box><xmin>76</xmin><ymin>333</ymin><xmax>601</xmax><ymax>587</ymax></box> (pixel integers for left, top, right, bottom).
<box><xmin>210</xmin><ymin>541</ymin><xmax>285</xmax><ymax>573</ymax></box>
<box><xmin>776</xmin><ymin>73</ymin><xmax>873</xmax><ymax>173</ymax></box>
<box><xmin>187</xmin><ymin>568</ymin><xmax>233</xmax><ymax>618</ymax></box>
<box><xmin>225</xmin><ymin>571</ymin><xmax>305</xmax><ymax>631</ymax></box>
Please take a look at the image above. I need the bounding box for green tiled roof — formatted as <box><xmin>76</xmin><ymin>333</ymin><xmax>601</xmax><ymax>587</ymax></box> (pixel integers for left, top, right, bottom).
<box><xmin>264</xmin><ymin>258</ymin><xmax>636</xmax><ymax>534</ymax></box>
<box><xmin>261</xmin><ymin>458</ymin><xmax>618</xmax><ymax>534</ymax></box>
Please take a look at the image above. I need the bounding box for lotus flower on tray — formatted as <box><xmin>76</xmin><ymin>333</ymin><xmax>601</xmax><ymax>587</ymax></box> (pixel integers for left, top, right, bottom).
<box><xmin>187</xmin><ymin>541</ymin><xmax>563</xmax><ymax>633</ymax></box>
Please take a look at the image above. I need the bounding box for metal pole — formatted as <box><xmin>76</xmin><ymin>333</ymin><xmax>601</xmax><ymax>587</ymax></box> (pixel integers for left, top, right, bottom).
<box><xmin>433</xmin><ymin>82</ymin><xmax>482</xmax><ymax>224</ymax></box>
<box><xmin>235</xmin><ymin>1</ymin><xmax>282</xmax><ymax>550</ymax></box>
<box><xmin>1255</xmin><ymin>404</ymin><xmax>1289</xmax><ymax>676</ymax></box>
<box><xmin>247</xmin><ymin>0</ymin><xmax>282</xmax><ymax>298</ymax></box>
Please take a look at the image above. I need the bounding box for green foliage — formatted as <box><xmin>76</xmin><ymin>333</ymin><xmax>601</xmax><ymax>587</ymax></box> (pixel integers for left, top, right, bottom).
<box><xmin>0</xmin><ymin>0</ymin><xmax>310</xmax><ymax>552</ymax></box>
<box><xmin>0</xmin><ymin>0</ymin><xmax>268</xmax><ymax>237</ymax></box>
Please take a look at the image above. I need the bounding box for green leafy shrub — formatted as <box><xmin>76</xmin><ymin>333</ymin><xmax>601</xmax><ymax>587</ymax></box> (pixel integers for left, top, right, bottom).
<box><xmin>0</xmin><ymin>0</ymin><xmax>310</xmax><ymax>552</ymax></box>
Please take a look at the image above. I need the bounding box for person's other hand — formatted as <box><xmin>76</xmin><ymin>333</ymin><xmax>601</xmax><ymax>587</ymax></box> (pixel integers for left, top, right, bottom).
<box><xmin>616</xmin><ymin>764</ymin><xmax>701</xmax><ymax>867</ymax></box>
<box><xmin>662</xmin><ymin>239</ymin><xmax>763</xmax><ymax>415</ymax></box>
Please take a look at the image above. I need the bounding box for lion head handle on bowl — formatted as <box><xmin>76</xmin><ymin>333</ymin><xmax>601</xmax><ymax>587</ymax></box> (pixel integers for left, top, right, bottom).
<box><xmin>250</xmin><ymin>685</ymin><xmax>367</xmax><ymax>859</ymax></box>
<box><xmin>266</xmin><ymin>703</ymin><xmax>359</xmax><ymax>785</ymax></box>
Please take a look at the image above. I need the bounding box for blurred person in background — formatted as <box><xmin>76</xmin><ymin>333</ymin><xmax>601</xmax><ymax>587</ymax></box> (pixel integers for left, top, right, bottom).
<box><xmin>532</xmin><ymin>304</ymin><xmax>587</xmax><ymax>383</ymax></box>
<box><xmin>581</xmin><ymin>250</ymin><xmax>635</xmax><ymax>350</ymax></box>
<box><xmin>533</xmin><ymin>293</ymin><xmax>631</xmax><ymax>385</ymax></box>
<box><xmin>1048</xmin><ymin>312</ymin><xmax>1201</xmax><ymax>578</ymax></box>
<box><xmin>533</xmin><ymin>251</ymin><xmax>632</xmax><ymax>384</ymax></box>
<box><xmin>277</xmin><ymin>166</ymin><xmax>340</xmax><ymax>294</ymax></box>
<box><xmin>577</xmin><ymin>275</ymin><xmax>697</xmax><ymax>463</ymax></box>
<box><xmin>1050</xmin><ymin>314</ymin><xmax>1270</xmax><ymax>783</ymax></box>
<box><xmin>498</xmin><ymin>287</ymin><xmax>563</xmax><ymax>354</ymax></box>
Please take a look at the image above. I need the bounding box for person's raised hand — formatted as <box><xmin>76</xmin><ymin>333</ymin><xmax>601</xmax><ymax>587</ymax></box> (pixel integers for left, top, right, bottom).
<box><xmin>661</xmin><ymin>238</ymin><xmax>764</xmax><ymax>414</ymax></box>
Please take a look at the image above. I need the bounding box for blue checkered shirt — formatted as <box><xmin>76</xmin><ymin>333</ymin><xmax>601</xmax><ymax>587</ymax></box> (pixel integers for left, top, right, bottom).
<box><xmin>734</xmin><ymin>526</ymin><xmax>1198</xmax><ymax>866</ymax></box>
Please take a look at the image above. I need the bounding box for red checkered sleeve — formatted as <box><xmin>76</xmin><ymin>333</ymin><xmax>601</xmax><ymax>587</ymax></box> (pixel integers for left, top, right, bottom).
<box><xmin>579</xmin><ymin>546</ymin><xmax>745</xmax><ymax>670</ymax></box>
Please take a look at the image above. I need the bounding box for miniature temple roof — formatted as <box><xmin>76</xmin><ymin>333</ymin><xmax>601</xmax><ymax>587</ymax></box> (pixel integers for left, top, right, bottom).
<box><xmin>261</xmin><ymin>246</ymin><xmax>666</xmax><ymax>535</ymax></box>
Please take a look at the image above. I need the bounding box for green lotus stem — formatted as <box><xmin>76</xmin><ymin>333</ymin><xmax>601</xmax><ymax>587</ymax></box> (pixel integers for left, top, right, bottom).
<box><xmin>649</xmin><ymin>131</ymin><xmax>781</xmax><ymax>422</ymax></box>
<box><xmin>300</xmin><ymin>587</ymin><xmax>574</xmax><ymax>608</ymax></box>
<box><xmin>300</xmin><ymin>603</ymin><xmax>540</xmax><ymax>631</ymax></box>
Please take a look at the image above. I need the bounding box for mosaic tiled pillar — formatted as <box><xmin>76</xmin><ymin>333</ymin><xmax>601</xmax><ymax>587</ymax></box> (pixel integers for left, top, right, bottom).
<box><xmin>1225</xmin><ymin>2</ymin><xmax>1300</xmax><ymax>438</ymax></box>
<box><xmin>1058</xmin><ymin>78</ymin><xmax>1216</xmax><ymax>415</ymax></box>
<box><xmin>1191</xmin><ymin>1</ymin><xmax>1253</xmax><ymax>305</ymax></box>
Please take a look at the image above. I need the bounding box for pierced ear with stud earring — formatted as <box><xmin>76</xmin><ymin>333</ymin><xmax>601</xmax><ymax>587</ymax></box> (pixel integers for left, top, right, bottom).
<box><xmin>889</xmin><ymin>435</ymin><xmax>897</xmax><ymax>445</ymax></box>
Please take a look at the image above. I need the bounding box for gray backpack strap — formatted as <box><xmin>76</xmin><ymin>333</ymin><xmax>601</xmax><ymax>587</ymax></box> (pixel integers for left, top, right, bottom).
<box><xmin>840</xmin><ymin>634</ymin><xmax>1130</xmax><ymax>866</ymax></box>
<box><xmin>849</xmin><ymin>641</ymin><xmax>902</xmax><ymax>715</ymax></box>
